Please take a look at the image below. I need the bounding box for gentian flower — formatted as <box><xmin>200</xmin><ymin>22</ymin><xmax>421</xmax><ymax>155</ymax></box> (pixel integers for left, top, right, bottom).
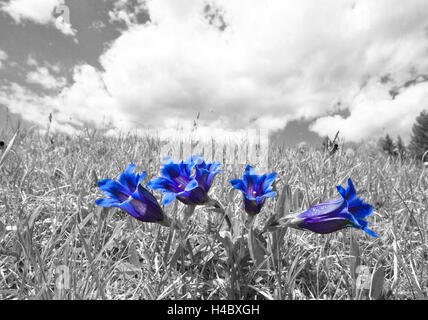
<box><xmin>230</xmin><ymin>165</ymin><xmax>277</xmax><ymax>215</ymax></box>
<box><xmin>288</xmin><ymin>178</ymin><xmax>378</xmax><ymax>237</ymax></box>
<box><xmin>194</xmin><ymin>156</ymin><xmax>223</xmax><ymax>193</ymax></box>
<box><xmin>147</xmin><ymin>156</ymin><xmax>223</xmax><ymax>206</ymax></box>
<box><xmin>96</xmin><ymin>163</ymin><xmax>165</xmax><ymax>223</ymax></box>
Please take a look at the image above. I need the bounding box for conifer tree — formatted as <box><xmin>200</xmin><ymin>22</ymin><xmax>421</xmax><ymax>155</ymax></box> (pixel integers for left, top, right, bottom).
<box><xmin>395</xmin><ymin>135</ymin><xmax>406</xmax><ymax>159</ymax></box>
<box><xmin>409</xmin><ymin>110</ymin><xmax>428</xmax><ymax>161</ymax></box>
<box><xmin>379</xmin><ymin>134</ymin><xmax>396</xmax><ymax>156</ymax></box>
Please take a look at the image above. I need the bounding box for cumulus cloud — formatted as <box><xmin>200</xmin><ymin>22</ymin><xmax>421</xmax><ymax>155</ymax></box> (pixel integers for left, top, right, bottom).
<box><xmin>310</xmin><ymin>79</ymin><xmax>428</xmax><ymax>142</ymax></box>
<box><xmin>3</xmin><ymin>0</ymin><xmax>428</xmax><ymax>142</ymax></box>
<box><xmin>1</xmin><ymin>0</ymin><xmax>77</xmax><ymax>37</ymax></box>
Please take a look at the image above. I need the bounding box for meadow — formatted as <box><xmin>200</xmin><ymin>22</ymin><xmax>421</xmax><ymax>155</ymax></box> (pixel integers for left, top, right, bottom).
<box><xmin>0</xmin><ymin>126</ymin><xmax>427</xmax><ymax>300</ymax></box>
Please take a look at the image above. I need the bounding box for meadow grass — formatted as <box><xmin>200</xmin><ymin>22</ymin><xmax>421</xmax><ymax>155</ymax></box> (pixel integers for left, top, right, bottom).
<box><xmin>0</xmin><ymin>126</ymin><xmax>427</xmax><ymax>300</ymax></box>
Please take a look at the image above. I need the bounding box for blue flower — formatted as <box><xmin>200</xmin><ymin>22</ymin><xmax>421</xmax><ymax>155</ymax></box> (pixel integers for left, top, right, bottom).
<box><xmin>95</xmin><ymin>163</ymin><xmax>164</xmax><ymax>223</ymax></box>
<box><xmin>295</xmin><ymin>178</ymin><xmax>378</xmax><ymax>237</ymax></box>
<box><xmin>194</xmin><ymin>156</ymin><xmax>224</xmax><ymax>193</ymax></box>
<box><xmin>147</xmin><ymin>156</ymin><xmax>223</xmax><ymax>206</ymax></box>
<box><xmin>230</xmin><ymin>165</ymin><xmax>277</xmax><ymax>215</ymax></box>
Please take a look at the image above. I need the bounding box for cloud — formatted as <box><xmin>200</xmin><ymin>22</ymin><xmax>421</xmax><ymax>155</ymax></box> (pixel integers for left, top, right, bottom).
<box><xmin>108</xmin><ymin>0</ymin><xmax>148</xmax><ymax>28</ymax></box>
<box><xmin>310</xmin><ymin>79</ymin><xmax>428</xmax><ymax>142</ymax></box>
<box><xmin>0</xmin><ymin>82</ymin><xmax>76</xmax><ymax>134</ymax></box>
<box><xmin>97</xmin><ymin>0</ymin><xmax>428</xmax><ymax>133</ymax></box>
<box><xmin>26</xmin><ymin>66</ymin><xmax>67</xmax><ymax>91</ymax></box>
<box><xmin>1</xmin><ymin>0</ymin><xmax>77</xmax><ymax>37</ymax></box>
<box><xmin>0</xmin><ymin>49</ymin><xmax>8</xmax><ymax>68</ymax></box>
<box><xmin>3</xmin><ymin>0</ymin><xmax>428</xmax><ymax>142</ymax></box>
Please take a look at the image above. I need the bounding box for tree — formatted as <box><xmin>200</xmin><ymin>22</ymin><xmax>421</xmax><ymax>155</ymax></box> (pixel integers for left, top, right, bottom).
<box><xmin>409</xmin><ymin>110</ymin><xmax>428</xmax><ymax>161</ymax></box>
<box><xmin>379</xmin><ymin>134</ymin><xmax>397</xmax><ymax>157</ymax></box>
<box><xmin>395</xmin><ymin>135</ymin><xmax>406</xmax><ymax>160</ymax></box>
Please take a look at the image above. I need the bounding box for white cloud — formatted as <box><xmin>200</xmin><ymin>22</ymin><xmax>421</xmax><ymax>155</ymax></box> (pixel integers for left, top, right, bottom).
<box><xmin>0</xmin><ymin>82</ymin><xmax>77</xmax><ymax>134</ymax></box>
<box><xmin>26</xmin><ymin>66</ymin><xmax>67</xmax><ymax>90</ymax></box>
<box><xmin>1</xmin><ymin>0</ymin><xmax>77</xmax><ymax>37</ymax></box>
<box><xmin>310</xmin><ymin>79</ymin><xmax>428</xmax><ymax>142</ymax></box>
<box><xmin>3</xmin><ymin>0</ymin><xmax>428</xmax><ymax>142</ymax></box>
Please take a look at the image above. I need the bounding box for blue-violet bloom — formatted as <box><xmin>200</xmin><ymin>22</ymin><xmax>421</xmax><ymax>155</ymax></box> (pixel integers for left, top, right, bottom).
<box><xmin>147</xmin><ymin>156</ymin><xmax>223</xmax><ymax>206</ymax></box>
<box><xmin>96</xmin><ymin>163</ymin><xmax>164</xmax><ymax>223</ymax></box>
<box><xmin>230</xmin><ymin>165</ymin><xmax>277</xmax><ymax>215</ymax></box>
<box><xmin>294</xmin><ymin>178</ymin><xmax>378</xmax><ymax>237</ymax></box>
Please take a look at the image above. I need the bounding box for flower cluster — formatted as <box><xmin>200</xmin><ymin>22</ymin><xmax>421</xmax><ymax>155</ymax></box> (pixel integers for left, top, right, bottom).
<box><xmin>95</xmin><ymin>157</ymin><xmax>378</xmax><ymax>238</ymax></box>
<box><xmin>147</xmin><ymin>156</ymin><xmax>223</xmax><ymax>206</ymax></box>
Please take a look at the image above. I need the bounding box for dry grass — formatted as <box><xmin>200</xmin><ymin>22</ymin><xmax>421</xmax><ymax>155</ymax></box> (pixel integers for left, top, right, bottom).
<box><xmin>0</xmin><ymin>127</ymin><xmax>427</xmax><ymax>300</ymax></box>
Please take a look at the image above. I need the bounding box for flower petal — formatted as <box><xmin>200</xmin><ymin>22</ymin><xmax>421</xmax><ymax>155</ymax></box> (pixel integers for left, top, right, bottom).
<box><xmin>162</xmin><ymin>192</ymin><xmax>177</xmax><ymax>206</ymax></box>
<box><xmin>185</xmin><ymin>178</ymin><xmax>198</xmax><ymax>191</ymax></box>
<box><xmin>262</xmin><ymin>172</ymin><xmax>277</xmax><ymax>193</ymax></box>
<box><xmin>98</xmin><ymin>179</ymin><xmax>130</xmax><ymax>202</ymax></box>
<box><xmin>137</xmin><ymin>171</ymin><xmax>147</xmax><ymax>186</ymax></box>
<box><xmin>245</xmin><ymin>165</ymin><xmax>256</xmax><ymax>176</ymax></box>
<box><xmin>345</xmin><ymin>178</ymin><xmax>357</xmax><ymax>201</ymax></box>
<box><xmin>230</xmin><ymin>179</ymin><xmax>246</xmax><ymax>193</ymax></box>
<box><xmin>336</xmin><ymin>185</ymin><xmax>346</xmax><ymax>198</ymax></box>
<box><xmin>349</xmin><ymin>202</ymin><xmax>374</xmax><ymax>219</ymax></box>
<box><xmin>261</xmin><ymin>191</ymin><xmax>277</xmax><ymax>198</ymax></box>
<box><xmin>300</xmin><ymin>216</ymin><xmax>354</xmax><ymax>234</ymax></box>
<box><xmin>133</xmin><ymin>184</ymin><xmax>162</xmax><ymax>210</ymax></box>
<box><xmin>338</xmin><ymin>209</ymin><xmax>362</xmax><ymax>228</ymax></box>
<box><xmin>162</xmin><ymin>162</ymin><xmax>190</xmax><ymax>186</ymax></box>
<box><xmin>243</xmin><ymin>174</ymin><xmax>258</xmax><ymax>196</ymax></box>
<box><xmin>362</xmin><ymin>227</ymin><xmax>379</xmax><ymax>238</ymax></box>
<box><xmin>147</xmin><ymin>177</ymin><xmax>181</xmax><ymax>193</ymax></box>
<box><xmin>118</xmin><ymin>163</ymin><xmax>138</xmax><ymax>193</ymax></box>
<box><xmin>117</xmin><ymin>198</ymin><xmax>141</xmax><ymax>220</ymax></box>
<box><xmin>298</xmin><ymin>197</ymin><xmax>345</xmax><ymax>219</ymax></box>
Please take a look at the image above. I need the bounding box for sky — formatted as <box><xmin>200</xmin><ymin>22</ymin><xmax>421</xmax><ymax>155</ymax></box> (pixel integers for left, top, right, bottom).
<box><xmin>1</xmin><ymin>0</ymin><xmax>428</xmax><ymax>145</ymax></box>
